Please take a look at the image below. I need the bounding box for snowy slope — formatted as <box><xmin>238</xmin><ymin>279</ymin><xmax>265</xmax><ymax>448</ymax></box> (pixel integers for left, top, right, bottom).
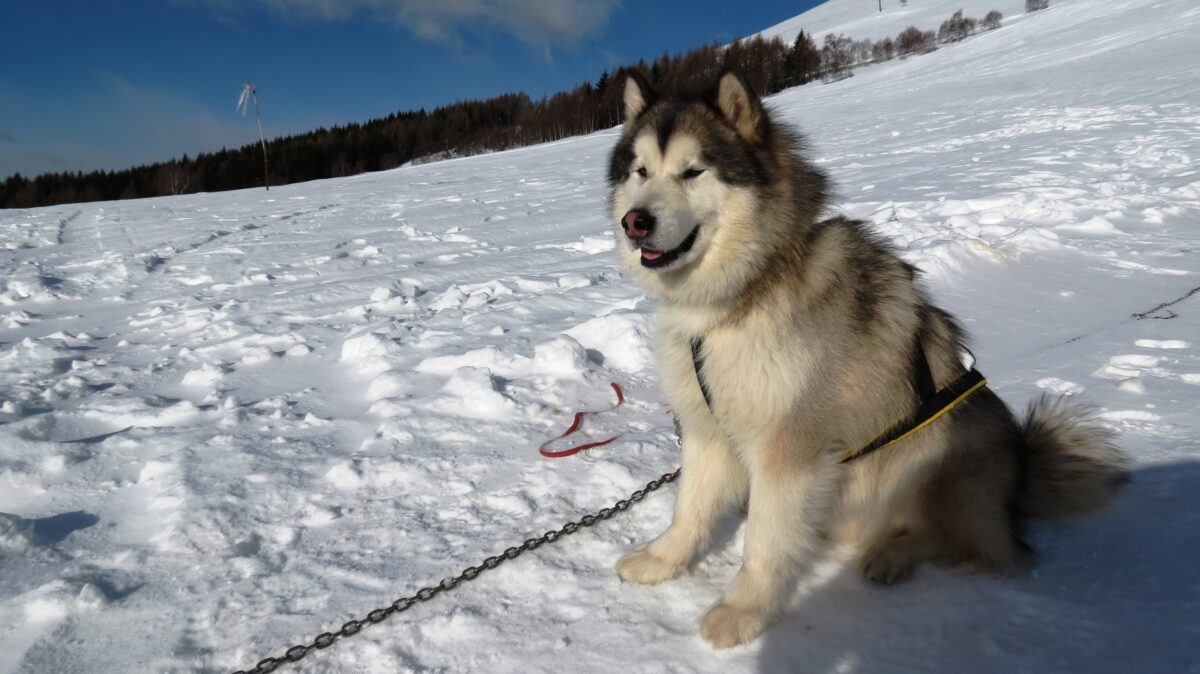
<box><xmin>760</xmin><ymin>0</ymin><xmax>1031</xmax><ymax>43</ymax></box>
<box><xmin>2</xmin><ymin>0</ymin><xmax>1199</xmax><ymax>672</ymax></box>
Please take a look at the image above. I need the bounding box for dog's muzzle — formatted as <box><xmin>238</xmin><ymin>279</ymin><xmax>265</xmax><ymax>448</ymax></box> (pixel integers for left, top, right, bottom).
<box><xmin>638</xmin><ymin>226</ymin><xmax>700</xmax><ymax>269</ymax></box>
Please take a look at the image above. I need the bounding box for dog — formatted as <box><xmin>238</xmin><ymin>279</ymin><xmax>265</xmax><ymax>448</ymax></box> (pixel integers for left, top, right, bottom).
<box><xmin>606</xmin><ymin>70</ymin><xmax>1127</xmax><ymax>648</ymax></box>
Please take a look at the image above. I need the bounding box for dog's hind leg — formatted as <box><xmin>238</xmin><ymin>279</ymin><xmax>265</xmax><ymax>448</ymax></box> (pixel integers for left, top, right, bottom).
<box><xmin>618</xmin><ymin>422</ymin><xmax>747</xmax><ymax>585</ymax></box>
<box><xmin>700</xmin><ymin>426</ymin><xmax>838</xmax><ymax>648</ymax></box>
<box><xmin>921</xmin><ymin>395</ymin><xmax>1032</xmax><ymax>574</ymax></box>
<box><xmin>860</xmin><ymin>397</ymin><xmax>1030</xmax><ymax>582</ymax></box>
<box><xmin>919</xmin><ymin>476</ymin><xmax>1030</xmax><ymax>575</ymax></box>
<box><xmin>860</xmin><ymin>526</ymin><xmax>937</xmax><ymax>584</ymax></box>
<box><xmin>858</xmin><ymin>469</ymin><xmax>1026</xmax><ymax>583</ymax></box>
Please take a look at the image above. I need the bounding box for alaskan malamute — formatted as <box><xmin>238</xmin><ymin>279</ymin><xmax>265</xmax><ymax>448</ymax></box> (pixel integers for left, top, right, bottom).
<box><xmin>607</xmin><ymin>70</ymin><xmax>1126</xmax><ymax>648</ymax></box>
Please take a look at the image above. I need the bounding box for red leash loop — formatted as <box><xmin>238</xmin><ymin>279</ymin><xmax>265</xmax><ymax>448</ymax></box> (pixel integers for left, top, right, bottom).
<box><xmin>538</xmin><ymin>382</ymin><xmax>624</xmax><ymax>458</ymax></box>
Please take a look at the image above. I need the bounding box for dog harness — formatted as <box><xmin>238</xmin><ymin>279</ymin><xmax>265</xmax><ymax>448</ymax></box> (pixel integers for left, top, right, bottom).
<box><xmin>688</xmin><ymin>336</ymin><xmax>987</xmax><ymax>464</ymax></box>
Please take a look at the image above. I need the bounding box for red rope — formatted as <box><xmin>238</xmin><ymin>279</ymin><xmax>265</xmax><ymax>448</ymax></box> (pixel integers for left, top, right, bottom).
<box><xmin>538</xmin><ymin>382</ymin><xmax>624</xmax><ymax>458</ymax></box>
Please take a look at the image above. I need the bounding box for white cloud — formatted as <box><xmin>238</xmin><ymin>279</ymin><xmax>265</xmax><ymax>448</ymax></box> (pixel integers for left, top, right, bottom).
<box><xmin>191</xmin><ymin>0</ymin><xmax>622</xmax><ymax>50</ymax></box>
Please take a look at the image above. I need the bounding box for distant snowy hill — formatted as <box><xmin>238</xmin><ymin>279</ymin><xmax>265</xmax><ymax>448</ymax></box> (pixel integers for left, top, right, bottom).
<box><xmin>2</xmin><ymin>0</ymin><xmax>1198</xmax><ymax>672</ymax></box>
<box><xmin>760</xmin><ymin>0</ymin><xmax>1030</xmax><ymax>42</ymax></box>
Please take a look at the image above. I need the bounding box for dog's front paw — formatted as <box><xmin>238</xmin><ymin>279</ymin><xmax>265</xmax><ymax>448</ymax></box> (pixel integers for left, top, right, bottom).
<box><xmin>699</xmin><ymin>601</ymin><xmax>768</xmax><ymax>649</ymax></box>
<box><xmin>617</xmin><ymin>548</ymin><xmax>684</xmax><ymax>585</ymax></box>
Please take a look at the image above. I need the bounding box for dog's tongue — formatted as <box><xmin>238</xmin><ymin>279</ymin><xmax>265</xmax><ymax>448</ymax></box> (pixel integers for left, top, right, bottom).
<box><xmin>641</xmin><ymin>248</ymin><xmax>664</xmax><ymax>261</ymax></box>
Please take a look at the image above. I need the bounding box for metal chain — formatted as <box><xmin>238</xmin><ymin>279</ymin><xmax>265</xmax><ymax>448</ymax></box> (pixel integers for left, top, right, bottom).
<box><xmin>233</xmin><ymin>467</ymin><xmax>680</xmax><ymax>674</ymax></box>
<box><xmin>1132</xmin><ymin>284</ymin><xmax>1200</xmax><ymax>320</ymax></box>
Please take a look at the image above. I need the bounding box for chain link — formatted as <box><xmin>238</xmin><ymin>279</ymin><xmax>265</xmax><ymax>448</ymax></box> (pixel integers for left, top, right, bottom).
<box><xmin>1132</xmin><ymin>284</ymin><xmax>1200</xmax><ymax>320</ymax></box>
<box><xmin>232</xmin><ymin>468</ymin><xmax>680</xmax><ymax>674</ymax></box>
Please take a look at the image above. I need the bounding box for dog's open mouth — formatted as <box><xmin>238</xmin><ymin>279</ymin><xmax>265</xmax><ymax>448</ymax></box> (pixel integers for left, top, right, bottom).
<box><xmin>640</xmin><ymin>226</ymin><xmax>699</xmax><ymax>269</ymax></box>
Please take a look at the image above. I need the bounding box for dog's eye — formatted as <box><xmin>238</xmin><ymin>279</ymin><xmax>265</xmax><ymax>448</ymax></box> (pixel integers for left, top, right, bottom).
<box><xmin>636</xmin><ymin>166</ymin><xmax>647</xmax><ymax>178</ymax></box>
<box><xmin>681</xmin><ymin>167</ymin><xmax>705</xmax><ymax>180</ymax></box>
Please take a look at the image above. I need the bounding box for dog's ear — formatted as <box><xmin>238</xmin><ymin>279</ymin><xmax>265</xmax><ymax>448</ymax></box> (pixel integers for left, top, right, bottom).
<box><xmin>623</xmin><ymin>70</ymin><xmax>655</xmax><ymax>123</ymax></box>
<box><xmin>715</xmin><ymin>71</ymin><xmax>765</xmax><ymax>143</ymax></box>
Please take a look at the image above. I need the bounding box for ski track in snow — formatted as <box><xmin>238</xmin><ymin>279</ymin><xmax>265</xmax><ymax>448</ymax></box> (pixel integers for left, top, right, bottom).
<box><xmin>2</xmin><ymin>0</ymin><xmax>1199</xmax><ymax>672</ymax></box>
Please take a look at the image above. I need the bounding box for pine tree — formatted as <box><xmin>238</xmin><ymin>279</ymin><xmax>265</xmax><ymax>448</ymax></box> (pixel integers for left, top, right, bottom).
<box><xmin>785</xmin><ymin>30</ymin><xmax>821</xmax><ymax>87</ymax></box>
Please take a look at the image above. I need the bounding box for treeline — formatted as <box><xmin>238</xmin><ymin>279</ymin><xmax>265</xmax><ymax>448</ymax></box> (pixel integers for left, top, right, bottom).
<box><xmin>2</xmin><ymin>6</ymin><xmax>1012</xmax><ymax>209</ymax></box>
<box><xmin>819</xmin><ymin>7</ymin><xmax>1005</xmax><ymax>82</ymax></box>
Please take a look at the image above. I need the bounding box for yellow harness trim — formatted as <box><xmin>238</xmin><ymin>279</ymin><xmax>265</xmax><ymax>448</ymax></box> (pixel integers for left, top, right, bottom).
<box><xmin>840</xmin><ymin>377</ymin><xmax>989</xmax><ymax>463</ymax></box>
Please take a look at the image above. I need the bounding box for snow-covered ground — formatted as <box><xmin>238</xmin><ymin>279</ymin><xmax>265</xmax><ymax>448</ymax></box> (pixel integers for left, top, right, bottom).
<box><xmin>760</xmin><ymin>0</ymin><xmax>1032</xmax><ymax>43</ymax></box>
<box><xmin>2</xmin><ymin>0</ymin><xmax>1199</xmax><ymax>671</ymax></box>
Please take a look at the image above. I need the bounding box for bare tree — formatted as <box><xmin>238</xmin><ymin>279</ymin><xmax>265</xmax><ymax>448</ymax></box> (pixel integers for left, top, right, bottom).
<box><xmin>896</xmin><ymin>26</ymin><xmax>936</xmax><ymax>56</ymax></box>
<box><xmin>852</xmin><ymin>38</ymin><xmax>875</xmax><ymax>64</ymax></box>
<box><xmin>1026</xmin><ymin>0</ymin><xmax>1049</xmax><ymax>11</ymax></box>
<box><xmin>821</xmin><ymin>34</ymin><xmax>855</xmax><ymax>82</ymax></box>
<box><xmin>938</xmin><ymin>10</ymin><xmax>978</xmax><ymax>43</ymax></box>
<box><xmin>155</xmin><ymin>162</ymin><xmax>191</xmax><ymax>196</ymax></box>
<box><xmin>872</xmin><ymin>37</ymin><xmax>896</xmax><ymax>62</ymax></box>
<box><xmin>982</xmin><ymin>10</ymin><xmax>1003</xmax><ymax>30</ymax></box>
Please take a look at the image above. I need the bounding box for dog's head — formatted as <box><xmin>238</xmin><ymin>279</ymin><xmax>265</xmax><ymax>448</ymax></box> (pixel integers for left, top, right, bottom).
<box><xmin>607</xmin><ymin>70</ymin><xmax>792</xmax><ymax>305</ymax></box>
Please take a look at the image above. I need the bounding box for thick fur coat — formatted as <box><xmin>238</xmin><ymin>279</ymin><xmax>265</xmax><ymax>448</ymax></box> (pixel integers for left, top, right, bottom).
<box><xmin>607</xmin><ymin>70</ymin><xmax>1127</xmax><ymax>648</ymax></box>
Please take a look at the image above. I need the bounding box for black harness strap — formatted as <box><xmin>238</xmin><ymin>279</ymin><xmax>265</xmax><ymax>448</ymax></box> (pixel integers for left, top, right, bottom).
<box><xmin>687</xmin><ymin>334</ymin><xmax>987</xmax><ymax>465</ymax></box>
<box><xmin>690</xmin><ymin>337</ymin><xmax>715</xmax><ymax>411</ymax></box>
<box><xmin>910</xmin><ymin>337</ymin><xmax>936</xmax><ymax>403</ymax></box>
<box><xmin>838</xmin><ymin>366</ymin><xmax>986</xmax><ymax>464</ymax></box>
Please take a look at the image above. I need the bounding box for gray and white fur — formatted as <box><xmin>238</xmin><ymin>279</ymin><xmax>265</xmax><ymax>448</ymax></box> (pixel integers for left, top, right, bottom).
<box><xmin>607</xmin><ymin>70</ymin><xmax>1127</xmax><ymax>649</ymax></box>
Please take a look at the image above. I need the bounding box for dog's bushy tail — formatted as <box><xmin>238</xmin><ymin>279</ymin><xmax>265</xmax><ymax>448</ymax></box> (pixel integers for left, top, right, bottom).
<box><xmin>1017</xmin><ymin>395</ymin><xmax>1128</xmax><ymax>518</ymax></box>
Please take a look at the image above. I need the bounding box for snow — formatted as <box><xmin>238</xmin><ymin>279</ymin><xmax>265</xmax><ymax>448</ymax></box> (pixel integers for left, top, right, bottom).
<box><xmin>2</xmin><ymin>0</ymin><xmax>1199</xmax><ymax>671</ymax></box>
<box><xmin>761</xmin><ymin>0</ymin><xmax>1035</xmax><ymax>43</ymax></box>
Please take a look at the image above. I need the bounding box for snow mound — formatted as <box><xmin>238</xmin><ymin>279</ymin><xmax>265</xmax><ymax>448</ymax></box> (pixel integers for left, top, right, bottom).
<box><xmin>565</xmin><ymin>313</ymin><xmax>653</xmax><ymax>373</ymax></box>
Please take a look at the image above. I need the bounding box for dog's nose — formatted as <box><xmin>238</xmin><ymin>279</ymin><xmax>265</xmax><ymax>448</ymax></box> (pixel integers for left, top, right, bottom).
<box><xmin>622</xmin><ymin>209</ymin><xmax>655</xmax><ymax>240</ymax></box>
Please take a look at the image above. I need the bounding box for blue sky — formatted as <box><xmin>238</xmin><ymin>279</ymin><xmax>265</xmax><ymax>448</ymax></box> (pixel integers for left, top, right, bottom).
<box><xmin>0</xmin><ymin>0</ymin><xmax>823</xmax><ymax>180</ymax></box>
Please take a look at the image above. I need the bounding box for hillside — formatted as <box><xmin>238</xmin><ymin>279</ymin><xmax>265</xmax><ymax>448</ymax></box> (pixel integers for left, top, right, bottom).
<box><xmin>1</xmin><ymin>0</ymin><xmax>1198</xmax><ymax>672</ymax></box>
<box><xmin>760</xmin><ymin>0</ymin><xmax>1030</xmax><ymax>42</ymax></box>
